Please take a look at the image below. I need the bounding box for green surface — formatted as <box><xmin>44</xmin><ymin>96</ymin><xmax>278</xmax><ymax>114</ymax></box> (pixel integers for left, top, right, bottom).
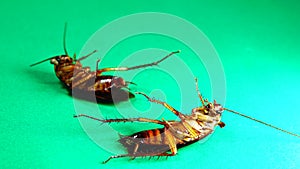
<box><xmin>1</xmin><ymin>0</ymin><xmax>300</xmax><ymax>169</ymax></box>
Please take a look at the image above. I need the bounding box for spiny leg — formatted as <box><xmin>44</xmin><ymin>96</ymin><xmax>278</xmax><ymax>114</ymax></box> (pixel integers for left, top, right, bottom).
<box><xmin>76</xmin><ymin>50</ymin><xmax>98</xmax><ymax>62</ymax></box>
<box><xmin>194</xmin><ymin>78</ymin><xmax>205</xmax><ymax>106</ymax></box>
<box><xmin>124</xmin><ymin>50</ymin><xmax>180</xmax><ymax>70</ymax></box>
<box><xmin>103</xmin><ymin>152</ymin><xmax>175</xmax><ymax>164</ymax></box>
<box><xmin>102</xmin><ymin>154</ymin><xmax>131</xmax><ymax>164</ymax></box>
<box><xmin>164</xmin><ymin>127</ymin><xmax>178</xmax><ymax>156</ymax></box>
<box><xmin>136</xmin><ymin>92</ymin><xmax>186</xmax><ymax>119</ymax></box>
<box><xmin>164</xmin><ymin>118</ymin><xmax>200</xmax><ymax>139</ymax></box>
<box><xmin>125</xmin><ymin>81</ymin><xmax>137</xmax><ymax>86</ymax></box>
<box><xmin>102</xmin><ymin>151</ymin><xmax>177</xmax><ymax>164</ymax></box>
<box><xmin>137</xmin><ymin>92</ymin><xmax>201</xmax><ymax>138</ymax></box>
<box><xmin>96</xmin><ymin>50</ymin><xmax>180</xmax><ymax>75</ymax></box>
<box><xmin>74</xmin><ymin>114</ymin><xmax>166</xmax><ymax>125</ymax></box>
<box><xmin>96</xmin><ymin>58</ymin><xmax>101</xmax><ymax>71</ymax></box>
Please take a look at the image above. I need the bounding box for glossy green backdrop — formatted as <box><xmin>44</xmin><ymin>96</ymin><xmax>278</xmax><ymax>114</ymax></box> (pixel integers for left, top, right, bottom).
<box><xmin>0</xmin><ymin>0</ymin><xmax>299</xmax><ymax>169</ymax></box>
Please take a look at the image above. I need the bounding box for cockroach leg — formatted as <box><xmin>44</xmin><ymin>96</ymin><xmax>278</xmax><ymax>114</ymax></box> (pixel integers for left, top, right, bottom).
<box><xmin>129</xmin><ymin>156</ymin><xmax>136</xmax><ymax>161</ymax></box>
<box><xmin>96</xmin><ymin>58</ymin><xmax>101</xmax><ymax>71</ymax></box>
<box><xmin>164</xmin><ymin>128</ymin><xmax>178</xmax><ymax>155</ymax></box>
<box><xmin>32</xmin><ymin>24</ymin><xmax>180</xmax><ymax>104</ymax></box>
<box><xmin>75</xmin><ymin>113</ymin><xmax>179</xmax><ymax>164</ymax></box>
<box><xmin>218</xmin><ymin>121</ymin><xmax>226</xmax><ymax>128</ymax></box>
<box><xmin>74</xmin><ymin>114</ymin><xmax>166</xmax><ymax>125</ymax></box>
<box><xmin>162</xmin><ymin>118</ymin><xmax>191</xmax><ymax>138</ymax></box>
<box><xmin>96</xmin><ymin>50</ymin><xmax>180</xmax><ymax>75</ymax></box>
<box><xmin>102</xmin><ymin>154</ymin><xmax>131</xmax><ymax>164</ymax></box>
<box><xmin>133</xmin><ymin>143</ymin><xmax>139</xmax><ymax>155</ymax></box>
<box><xmin>103</xmin><ymin>151</ymin><xmax>177</xmax><ymax>164</ymax></box>
<box><xmin>136</xmin><ymin>92</ymin><xmax>186</xmax><ymax>119</ymax></box>
<box><xmin>73</xmin><ymin>114</ymin><xmax>104</xmax><ymax>123</ymax></box>
<box><xmin>194</xmin><ymin>78</ymin><xmax>205</xmax><ymax>106</ymax></box>
<box><xmin>125</xmin><ymin>81</ymin><xmax>136</xmax><ymax>86</ymax></box>
<box><xmin>76</xmin><ymin>50</ymin><xmax>98</xmax><ymax>62</ymax></box>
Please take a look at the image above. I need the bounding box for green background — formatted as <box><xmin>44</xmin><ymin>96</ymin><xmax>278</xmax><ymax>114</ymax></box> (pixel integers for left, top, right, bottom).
<box><xmin>1</xmin><ymin>0</ymin><xmax>299</xmax><ymax>169</ymax></box>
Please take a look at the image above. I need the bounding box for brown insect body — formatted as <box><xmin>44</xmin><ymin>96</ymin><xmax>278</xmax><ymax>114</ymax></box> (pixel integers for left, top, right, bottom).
<box><xmin>49</xmin><ymin>54</ymin><xmax>133</xmax><ymax>103</ymax></box>
<box><xmin>119</xmin><ymin>102</ymin><xmax>223</xmax><ymax>150</ymax></box>
<box><xmin>31</xmin><ymin>24</ymin><xmax>179</xmax><ymax>103</ymax></box>
<box><xmin>74</xmin><ymin>78</ymin><xmax>300</xmax><ymax>163</ymax></box>
<box><xmin>118</xmin><ymin>105</ymin><xmax>223</xmax><ymax>156</ymax></box>
<box><xmin>74</xmin><ymin>79</ymin><xmax>226</xmax><ymax>163</ymax></box>
<box><xmin>73</xmin><ymin>75</ymin><xmax>134</xmax><ymax>103</ymax></box>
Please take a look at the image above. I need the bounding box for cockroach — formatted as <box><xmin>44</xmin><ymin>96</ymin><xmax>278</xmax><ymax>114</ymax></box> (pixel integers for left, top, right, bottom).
<box><xmin>74</xmin><ymin>78</ymin><xmax>300</xmax><ymax>163</ymax></box>
<box><xmin>30</xmin><ymin>23</ymin><xmax>180</xmax><ymax>103</ymax></box>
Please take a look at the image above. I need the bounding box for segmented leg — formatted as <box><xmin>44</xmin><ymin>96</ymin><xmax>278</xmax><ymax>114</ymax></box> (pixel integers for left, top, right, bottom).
<box><xmin>136</xmin><ymin>92</ymin><xmax>186</xmax><ymax>119</ymax></box>
<box><xmin>137</xmin><ymin>93</ymin><xmax>201</xmax><ymax>138</ymax></box>
<box><xmin>96</xmin><ymin>58</ymin><xmax>101</xmax><ymax>71</ymax></box>
<box><xmin>74</xmin><ymin>114</ymin><xmax>166</xmax><ymax>125</ymax></box>
<box><xmin>76</xmin><ymin>50</ymin><xmax>98</xmax><ymax>62</ymax></box>
<box><xmin>164</xmin><ymin>127</ymin><xmax>178</xmax><ymax>155</ymax></box>
<box><xmin>96</xmin><ymin>50</ymin><xmax>180</xmax><ymax>75</ymax></box>
<box><xmin>102</xmin><ymin>154</ymin><xmax>131</xmax><ymax>164</ymax></box>
<box><xmin>164</xmin><ymin>118</ymin><xmax>200</xmax><ymax>139</ymax></box>
<box><xmin>102</xmin><ymin>151</ymin><xmax>177</xmax><ymax>164</ymax></box>
<box><xmin>194</xmin><ymin>78</ymin><xmax>205</xmax><ymax>106</ymax></box>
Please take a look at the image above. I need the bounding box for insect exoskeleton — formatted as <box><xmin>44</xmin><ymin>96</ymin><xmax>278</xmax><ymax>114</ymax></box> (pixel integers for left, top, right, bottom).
<box><xmin>74</xmin><ymin>78</ymin><xmax>227</xmax><ymax>163</ymax></box>
<box><xmin>30</xmin><ymin>23</ymin><xmax>180</xmax><ymax>103</ymax></box>
<box><xmin>74</xmin><ymin>78</ymin><xmax>300</xmax><ymax>163</ymax></box>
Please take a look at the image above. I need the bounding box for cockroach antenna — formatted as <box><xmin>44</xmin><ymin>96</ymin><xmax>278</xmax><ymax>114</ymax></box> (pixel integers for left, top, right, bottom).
<box><xmin>30</xmin><ymin>56</ymin><xmax>56</xmax><ymax>67</ymax></box>
<box><xmin>74</xmin><ymin>77</ymin><xmax>299</xmax><ymax>163</ymax></box>
<box><xmin>63</xmin><ymin>22</ymin><xmax>68</xmax><ymax>56</ymax></box>
<box><xmin>223</xmin><ymin>108</ymin><xmax>300</xmax><ymax>138</ymax></box>
<box><xmin>31</xmin><ymin>24</ymin><xmax>179</xmax><ymax>104</ymax></box>
<box><xmin>30</xmin><ymin>23</ymin><xmax>69</xmax><ymax>67</ymax></box>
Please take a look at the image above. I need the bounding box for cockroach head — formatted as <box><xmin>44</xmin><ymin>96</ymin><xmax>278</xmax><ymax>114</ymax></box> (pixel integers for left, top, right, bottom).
<box><xmin>30</xmin><ymin>55</ymin><xmax>71</xmax><ymax>67</ymax></box>
<box><xmin>212</xmin><ymin>100</ymin><xmax>224</xmax><ymax>114</ymax></box>
<box><xmin>192</xmin><ymin>100</ymin><xmax>224</xmax><ymax>117</ymax></box>
<box><xmin>111</xmin><ymin>77</ymin><xmax>127</xmax><ymax>88</ymax></box>
<box><xmin>50</xmin><ymin>55</ymin><xmax>73</xmax><ymax>65</ymax></box>
<box><xmin>201</xmin><ymin>100</ymin><xmax>224</xmax><ymax>115</ymax></box>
